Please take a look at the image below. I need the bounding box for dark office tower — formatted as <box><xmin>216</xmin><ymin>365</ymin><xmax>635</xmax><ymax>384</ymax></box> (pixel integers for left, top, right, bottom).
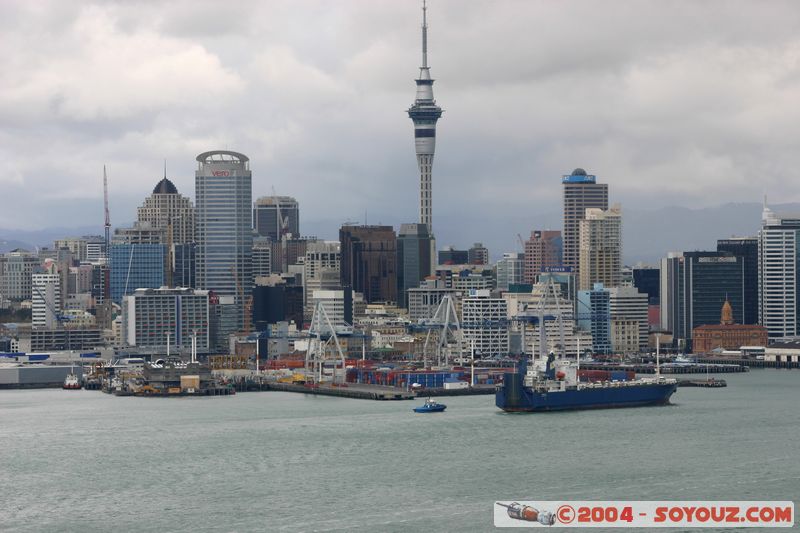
<box><xmin>252</xmin><ymin>283</ymin><xmax>304</xmax><ymax>331</ymax></box>
<box><xmin>524</xmin><ymin>230</ymin><xmax>562</xmax><ymax>284</ymax></box>
<box><xmin>660</xmin><ymin>251</ymin><xmax>744</xmax><ymax>350</ymax></box>
<box><xmin>632</xmin><ymin>267</ymin><xmax>660</xmax><ymax>304</ymax></box>
<box><xmin>468</xmin><ymin>243</ymin><xmax>489</xmax><ymax>265</ymax></box>
<box><xmin>438</xmin><ymin>246</ymin><xmax>468</xmax><ymax>265</ymax></box>
<box><xmin>562</xmin><ymin>168</ymin><xmax>609</xmax><ymax>277</ymax></box>
<box><xmin>195</xmin><ymin>151</ymin><xmax>253</xmax><ymax>345</ymax></box>
<box><xmin>717</xmin><ymin>237</ymin><xmax>758</xmax><ymax>325</ymax></box>
<box><xmin>173</xmin><ymin>243</ymin><xmax>196</xmax><ymax>288</ymax></box>
<box><xmin>339</xmin><ymin>225</ymin><xmax>397</xmax><ymax>304</ymax></box>
<box><xmin>397</xmin><ymin>223</ymin><xmax>432</xmax><ymax>308</ymax></box>
<box><xmin>253</xmin><ymin>196</ymin><xmax>299</xmax><ymax>241</ymax></box>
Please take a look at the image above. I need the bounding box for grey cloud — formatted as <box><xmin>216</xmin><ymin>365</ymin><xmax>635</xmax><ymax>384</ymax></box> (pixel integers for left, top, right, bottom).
<box><xmin>1</xmin><ymin>0</ymin><xmax>799</xmax><ymax>263</ymax></box>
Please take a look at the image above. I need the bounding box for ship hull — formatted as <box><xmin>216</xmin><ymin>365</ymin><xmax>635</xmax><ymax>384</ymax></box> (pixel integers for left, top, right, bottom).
<box><xmin>496</xmin><ymin>371</ymin><xmax>677</xmax><ymax>412</ymax></box>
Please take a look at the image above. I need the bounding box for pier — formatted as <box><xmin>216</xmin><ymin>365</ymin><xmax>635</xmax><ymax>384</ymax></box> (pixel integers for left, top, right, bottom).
<box><xmin>263</xmin><ymin>382</ymin><xmax>416</xmax><ymax>400</ymax></box>
<box><xmin>579</xmin><ymin>363</ymin><xmax>747</xmax><ymax>374</ymax></box>
<box><xmin>677</xmin><ymin>378</ymin><xmax>727</xmax><ymax>388</ymax></box>
<box><xmin>415</xmin><ymin>385</ymin><xmax>496</xmax><ymax>397</ymax></box>
<box><xmin>695</xmin><ymin>357</ymin><xmax>800</xmax><ymax>370</ymax></box>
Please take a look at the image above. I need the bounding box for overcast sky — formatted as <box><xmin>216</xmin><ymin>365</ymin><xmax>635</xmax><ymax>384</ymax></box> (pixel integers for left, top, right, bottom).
<box><xmin>2</xmin><ymin>0</ymin><xmax>799</xmax><ymax>253</ymax></box>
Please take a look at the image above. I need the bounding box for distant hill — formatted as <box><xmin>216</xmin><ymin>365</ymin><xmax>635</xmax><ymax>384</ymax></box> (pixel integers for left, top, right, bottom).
<box><xmin>4</xmin><ymin>203</ymin><xmax>799</xmax><ymax>265</ymax></box>
<box><xmin>0</xmin><ymin>225</ymin><xmax>104</xmax><ymax>254</ymax></box>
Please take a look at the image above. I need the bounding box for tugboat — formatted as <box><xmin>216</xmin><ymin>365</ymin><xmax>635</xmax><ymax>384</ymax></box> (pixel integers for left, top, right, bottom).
<box><xmin>62</xmin><ymin>371</ymin><xmax>82</xmax><ymax>390</ymax></box>
<box><xmin>496</xmin><ymin>352</ymin><xmax>677</xmax><ymax>412</ymax></box>
<box><xmin>413</xmin><ymin>397</ymin><xmax>447</xmax><ymax>413</ymax></box>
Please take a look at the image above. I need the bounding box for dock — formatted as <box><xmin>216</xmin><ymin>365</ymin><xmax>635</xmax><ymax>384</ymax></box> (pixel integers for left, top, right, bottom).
<box><xmin>677</xmin><ymin>378</ymin><xmax>727</xmax><ymax>388</ymax></box>
<box><xmin>264</xmin><ymin>382</ymin><xmax>416</xmax><ymax>400</ymax></box>
<box><xmin>415</xmin><ymin>385</ymin><xmax>496</xmax><ymax>397</ymax></box>
<box><xmin>579</xmin><ymin>363</ymin><xmax>747</xmax><ymax>374</ymax></box>
<box><xmin>695</xmin><ymin>357</ymin><xmax>800</xmax><ymax>370</ymax></box>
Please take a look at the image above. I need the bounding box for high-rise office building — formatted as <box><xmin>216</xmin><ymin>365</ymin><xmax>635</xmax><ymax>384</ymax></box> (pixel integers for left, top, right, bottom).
<box><xmin>632</xmin><ymin>267</ymin><xmax>660</xmax><ymax>305</ymax></box>
<box><xmin>122</xmin><ymin>287</ymin><xmax>212</xmax><ymax>354</ymax></box>
<box><xmin>661</xmin><ymin>251</ymin><xmax>745</xmax><ymax>349</ymax></box>
<box><xmin>339</xmin><ymin>225</ymin><xmax>397</xmax><ymax>304</ymax></box>
<box><xmin>137</xmin><ymin>175</ymin><xmax>195</xmax><ymax>245</ymax></box>
<box><xmin>252</xmin><ymin>281</ymin><xmax>304</xmax><ymax>331</ymax></box>
<box><xmin>109</xmin><ymin>244</ymin><xmax>166</xmax><ymax>303</ymax></box>
<box><xmin>54</xmin><ymin>236</ymin><xmax>106</xmax><ymax>263</ymax></box>
<box><xmin>562</xmin><ymin>168</ymin><xmax>609</xmax><ymax>276</ymax></box>
<box><xmin>577</xmin><ymin>283</ymin><xmax>612</xmax><ymax>355</ymax></box>
<box><xmin>523</xmin><ymin>230</ymin><xmax>562</xmax><ymax>284</ymax></box>
<box><xmin>407</xmin><ymin>2</ymin><xmax>443</xmax><ymax>233</ymax></box>
<box><xmin>173</xmin><ymin>243</ymin><xmax>196</xmax><ymax>289</ymax></box>
<box><xmin>136</xmin><ymin>174</ymin><xmax>196</xmax><ymax>289</ymax></box>
<box><xmin>195</xmin><ymin>150</ymin><xmax>253</xmax><ymax>342</ymax></box>
<box><xmin>253</xmin><ymin>236</ymin><xmax>272</xmax><ymax>279</ymax></box>
<box><xmin>495</xmin><ymin>252</ymin><xmax>524</xmax><ymax>291</ymax></box>
<box><xmin>578</xmin><ymin>205</ymin><xmax>622</xmax><ymax>290</ymax></box>
<box><xmin>468</xmin><ymin>243</ymin><xmax>489</xmax><ymax>265</ymax></box>
<box><xmin>253</xmin><ymin>196</ymin><xmax>299</xmax><ymax>241</ymax></box>
<box><xmin>758</xmin><ymin>207</ymin><xmax>800</xmax><ymax>339</ymax></box>
<box><xmin>304</xmin><ymin>241</ymin><xmax>341</xmax><ymax>316</ymax></box>
<box><xmin>608</xmin><ymin>285</ymin><xmax>649</xmax><ymax>352</ymax></box>
<box><xmin>717</xmin><ymin>237</ymin><xmax>758</xmax><ymax>325</ymax></box>
<box><xmin>309</xmin><ymin>289</ymin><xmax>353</xmax><ymax>333</ymax></box>
<box><xmin>32</xmin><ymin>267</ymin><xmax>61</xmax><ymax>329</ymax></box>
<box><xmin>0</xmin><ymin>250</ymin><xmax>39</xmax><ymax>300</ymax></box>
<box><xmin>112</xmin><ymin>222</ymin><xmax>165</xmax><ymax>245</ymax></box>
<box><xmin>397</xmin><ymin>223</ymin><xmax>432</xmax><ymax>308</ymax></box>
<box><xmin>438</xmin><ymin>246</ymin><xmax>468</xmax><ymax>265</ymax></box>
<box><xmin>462</xmin><ymin>289</ymin><xmax>508</xmax><ymax>357</ymax></box>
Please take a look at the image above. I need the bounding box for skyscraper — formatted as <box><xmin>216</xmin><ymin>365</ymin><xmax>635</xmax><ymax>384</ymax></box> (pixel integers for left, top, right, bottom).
<box><xmin>339</xmin><ymin>225</ymin><xmax>397</xmax><ymax>304</ymax></box>
<box><xmin>495</xmin><ymin>252</ymin><xmax>524</xmax><ymax>291</ymax></box>
<box><xmin>408</xmin><ymin>1</ymin><xmax>443</xmax><ymax>232</ymax></box>
<box><xmin>578</xmin><ymin>205</ymin><xmax>622</xmax><ymax>290</ymax></box>
<box><xmin>109</xmin><ymin>243</ymin><xmax>166</xmax><ymax>303</ymax></box>
<box><xmin>717</xmin><ymin>236</ymin><xmax>758</xmax><ymax>325</ymax></box>
<box><xmin>32</xmin><ymin>267</ymin><xmax>61</xmax><ymax>329</ymax></box>
<box><xmin>137</xmin><ymin>172</ymin><xmax>196</xmax><ymax>288</ymax></box>
<box><xmin>468</xmin><ymin>243</ymin><xmax>489</xmax><ymax>265</ymax></box>
<box><xmin>397</xmin><ymin>223</ymin><xmax>432</xmax><ymax>308</ymax></box>
<box><xmin>562</xmin><ymin>168</ymin><xmax>609</xmax><ymax>275</ymax></box>
<box><xmin>195</xmin><ymin>150</ymin><xmax>253</xmax><ymax>344</ymax></box>
<box><xmin>137</xmin><ymin>173</ymin><xmax>195</xmax><ymax>246</ymax></box>
<box><xmin>523</xmin><ymin>230</ymin><xmax>562</xmax><ymax>284</ymax></box>
<box><xmin>758</xmin><ymin>206</ymin><xmax>800</xmax><ymax>339</ymax></box>
<box><xmin>253</xmin><ymin>196</ymin><xmax>299</xmax><ymax>241</ymax></box>
<box><xmin>660</xmin><ymin>251</ymin><xmax>744</xmax><ymax>349</ymax></box>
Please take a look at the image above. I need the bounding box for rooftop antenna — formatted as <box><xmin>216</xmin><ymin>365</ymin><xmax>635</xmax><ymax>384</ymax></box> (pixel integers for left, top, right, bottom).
<box><xmin>103</xmin><ymin>165</ymin><xmax>110</xmax><ymax>260</ymax></box>
<box><xmin>422</xmin><ymin>0</ymin><xmax>428</xmax><ymax>69</ymax></box>
<box><xmin>164</xmin><ymin>159</ymin><xmax>167</xmax><ymax>179</ymax></box>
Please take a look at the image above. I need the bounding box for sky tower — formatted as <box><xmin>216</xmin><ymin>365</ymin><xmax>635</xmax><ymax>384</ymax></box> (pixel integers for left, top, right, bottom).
<box><xmin>408</xmin><ymin>0</ymin><xmax>443</xmax><ymax>233</ymax></box>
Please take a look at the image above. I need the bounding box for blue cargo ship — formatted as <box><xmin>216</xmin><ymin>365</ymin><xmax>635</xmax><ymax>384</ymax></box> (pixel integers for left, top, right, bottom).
<box><xmin>496</xmin><ymin>353</ymin><xmax>677</xmax><ymax>412</ymax></box>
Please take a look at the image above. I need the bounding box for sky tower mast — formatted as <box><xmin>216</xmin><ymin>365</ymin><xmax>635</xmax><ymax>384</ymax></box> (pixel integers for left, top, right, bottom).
<box><xmin>103</xmin><ymin>165</ymin><xmax>110</xmax><ymax>261</ymax></box>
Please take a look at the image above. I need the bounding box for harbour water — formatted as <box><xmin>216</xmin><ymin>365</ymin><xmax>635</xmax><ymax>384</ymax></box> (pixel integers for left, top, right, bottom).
<box><xmin>1</xmin><ymin>370</ymin><xmax>798</xmax><ymax>532</ymax></box>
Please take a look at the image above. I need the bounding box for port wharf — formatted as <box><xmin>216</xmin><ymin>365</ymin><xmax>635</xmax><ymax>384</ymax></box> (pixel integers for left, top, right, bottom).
<box><xmin>262</xmin><ymin>382</ymin><xmax>416</xmax><ymax>400</ymax></box>
<box><xmin>677</xmin><ymin>378</ymin><xmax>727</xmax><ymax>388</ymax></box>
<box><xmin>695</xmin><ymin>357</ymin><xmax>800</xmax><ymax>370</ymax></box>
<box><xmin>579</xmin><ymin>362</ymin><xmax>747</xmax><ymax>374</ymax></box>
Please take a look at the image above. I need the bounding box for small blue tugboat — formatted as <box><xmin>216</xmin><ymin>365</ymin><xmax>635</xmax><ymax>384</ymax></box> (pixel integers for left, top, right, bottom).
<box><xmin>413</xmin><ymin>397</ymin><xmax>447</xmax><ymax>413</ymax></box>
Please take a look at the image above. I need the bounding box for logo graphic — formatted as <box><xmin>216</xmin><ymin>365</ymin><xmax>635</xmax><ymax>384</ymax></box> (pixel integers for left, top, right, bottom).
<box><xmin>497</xmin><ymin>502</ymin><xmax>556</xmax><ymax>526</ymax></box>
